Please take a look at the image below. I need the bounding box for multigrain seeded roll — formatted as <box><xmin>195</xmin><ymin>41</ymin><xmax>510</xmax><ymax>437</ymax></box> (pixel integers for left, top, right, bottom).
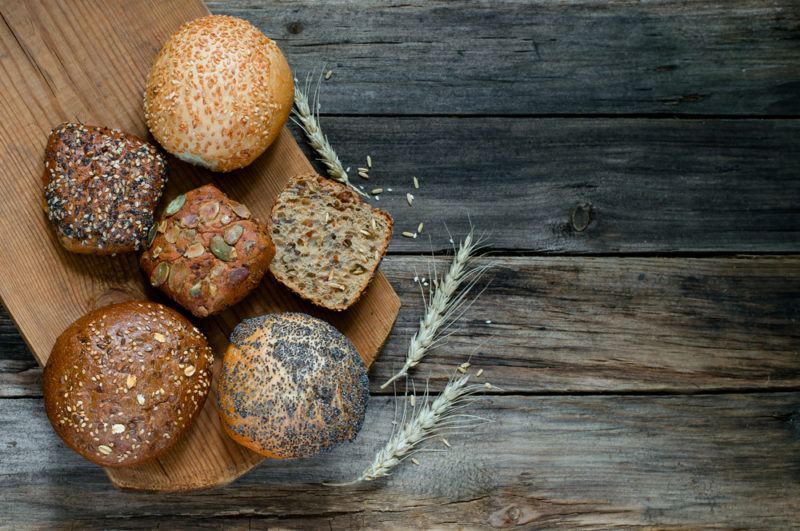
<box><xmin>43</xmin><ymin>123</ymin><xmax>167</xmax><ymax>254</ymax></box>
<box><xmin>140</xmin><ymin>185</ymin><xmax>274</xmax><ymax>318</ymax></box>
<box><xmin>42</xmin><ymin>301</ymin><xmax>213</xmax><ymax>467</ymax></box>
<box><xmin>144</xmin><ymin>15</ymin><xmax>293</xmax><ymax>172</ymax></box>
<box><xmin>270</xmin><ymin>174</ymin><xmax>393</xmax><ymax>311</ymax></box>
<box><xmin>218</xmin><ymin>313</ymin><xmax>369</xmax><ymax>458</ymax></box>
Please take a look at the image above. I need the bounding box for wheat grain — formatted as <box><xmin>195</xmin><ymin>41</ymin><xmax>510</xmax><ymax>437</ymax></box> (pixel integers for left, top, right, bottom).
<box><xmin>381</xmin><ymin>228</ymin><xmax>491</xmax><ymax>388</ymax></box>
<box><xmin>329</xmin><ymin>374</ymin><xmax>488</xmax><ymax>485</ymax></box>
<box><xmin>291</xmin><ymin>76</ymin><xmax>368</xmax><ymax>197</ymax></box>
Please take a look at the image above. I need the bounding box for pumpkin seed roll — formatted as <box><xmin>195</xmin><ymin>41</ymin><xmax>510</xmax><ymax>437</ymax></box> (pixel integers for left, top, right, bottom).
<box><xmin>140</xmin><ymin>185</ymin><xmax>274</xmax><ymax>317</ymax></box>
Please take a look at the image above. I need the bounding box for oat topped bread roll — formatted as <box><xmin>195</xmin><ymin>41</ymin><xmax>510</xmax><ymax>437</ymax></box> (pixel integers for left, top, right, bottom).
<box><xmin>144</xmin><ymin>15</ymin><xmax>294</xmax><ymax>172</ymax></box>
<box><xmin>42</xmin><ymin>301</ymin><xmax>213</xmax><ymax>467</ymax></box>
<box><xmin>270</xmin><ymin>174</ymin><xmax>393</xmax><ymax>311</ymax></box>
<box><xmin>140</xmin><ymin>184</ymin><xmax>274</xmax><ymax>318</ymax></box>
<box><xmin>43</xmin><ymin>123</ymin><xmax>167</xmax><ymax>254</ymax></box>
<box><xmin>218</xmin><ymin>313</ymin><xmax>369</xmax><ymax>458</ymax></box>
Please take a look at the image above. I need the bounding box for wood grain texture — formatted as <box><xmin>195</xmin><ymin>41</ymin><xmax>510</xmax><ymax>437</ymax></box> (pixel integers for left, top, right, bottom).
<box><xmin>209</xmin><ymin>0</ymin><xmax>800</xmax><ymax>115</ymax></box>
<box><xmin>5</xmin><ymin>255</ymin><xmax>800</xmax><ymax>396</ymax></box>
<box><xmin>286</xmin><ymin>116</ymin><xmax>800</xmax><ymax>253</ymax></box>
<box><xmin>2</xmin><ymin>393</ymin><xmax>800</xmax><ymax>528</ymax></box>
<box><xmin>0</xmin><ymin>0</ymin><xmax>399</xmax><ymax>492</ymax></box>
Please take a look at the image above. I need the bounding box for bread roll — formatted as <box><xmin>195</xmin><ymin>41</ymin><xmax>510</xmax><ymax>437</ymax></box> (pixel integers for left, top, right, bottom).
<box><xmin>43</xmin><ymin>301</ymin><xmax>213</xmax><ymax>467</ymax></box>
<box><xmin>144</xmin><ymin>15</ymin><xmax>293</xmax><ymax>172</ymax></box>
<box><xmin>269</xmin><ymin>173</ymin><xmax>393</xmax><ymax>311</ymax></box>
<box><xmin>218</xmin><ymin>313</ymin><xmax>369</xmax><ymax>458</ymax></box>
<box><xmin>140</xmin><ymin>184</ymin><xmax>274</xmax><ymax>317</ymax></box>
<box><xmin>43</xmin><ymin>123</ymin><xmax>167</xmax><ymax>254</ymax></box>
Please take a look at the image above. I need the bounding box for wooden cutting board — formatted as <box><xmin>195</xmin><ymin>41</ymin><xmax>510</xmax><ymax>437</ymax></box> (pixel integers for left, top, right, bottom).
<box><xmin>0</xmin><ymin>0</ymin><xmax>399</xmax><ymax>491</ymax></box>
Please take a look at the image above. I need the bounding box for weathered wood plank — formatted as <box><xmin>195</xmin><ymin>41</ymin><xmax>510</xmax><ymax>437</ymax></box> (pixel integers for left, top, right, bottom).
<box><xmin>4</xmin><ymin>256</ymin><xmax>799</xmax><ymax>396</ymax></box>
<box><xmin>285</xmin><ymin>117</ymin><xmax>800</xmax><ymax>253</ymax></box>
<box><xmin>208</xmin><ymin>0</ymin><xmax>800</xmax><ymax>116</ymax></box>
<box><xmin>2</xmin><ymin>393</ymin><xmax>799</xmax><ymax>528</ymax></box>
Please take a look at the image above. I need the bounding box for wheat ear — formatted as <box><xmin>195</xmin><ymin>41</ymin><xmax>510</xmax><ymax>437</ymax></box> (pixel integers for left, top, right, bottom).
<box><xmin>381</xmin><ymin>228</ymin><xmax>490</xmax><ymax>388</ymax></box>
<box><xmin>292</xmin><ymin>75</ymin><xmax>368</xmax><ymax>197</ymax></box>
<box><xmin>329</xmin><ymin>374</ymin><xmax>489</xmax><ymax>485</ymax></box>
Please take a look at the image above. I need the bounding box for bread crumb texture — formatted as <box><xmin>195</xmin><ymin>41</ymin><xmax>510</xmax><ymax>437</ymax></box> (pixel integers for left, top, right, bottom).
<box><xmin>43</xmin><ymin>123</ymin><xmax>167</xmax><ymax>254</ymax></box>
<box><xmin>270</xmin><ymin>173</ymin><xmax>393</xmax><ymax>310</ymax></box>
<box><xmin>218</xmin><ymin>313</ymin><xmax>369</xmax><ymax>458</ymax></box>
<box><xmin>144</xmin><ymin>15</ymin><xmax>293</xmax><ymax>172</ymax></box>
<box><xmin>42</xmin><ymin>301</ymin><xmax>214</xmax><ymax>467</ymax></box>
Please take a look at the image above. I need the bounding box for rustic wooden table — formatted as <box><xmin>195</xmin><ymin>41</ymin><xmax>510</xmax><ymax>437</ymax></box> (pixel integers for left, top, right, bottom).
<box><xmin>2</xmin><ymin>0</ymin><xmax>800</xmax><ymax>528</ymax></box>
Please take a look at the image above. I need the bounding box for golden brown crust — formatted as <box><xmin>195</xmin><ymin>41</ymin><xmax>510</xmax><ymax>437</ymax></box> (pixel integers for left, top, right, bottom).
<box><xmin>218</xmin><ymin>313</ymin><xmax>369</xmax><ymax>459</ymax></box>
<box><xmin>269</xmin><ymin>173</ymin><xmax>393</xmax><ymax>311</ymax></box>
<box><xmin>144</xmin><ymin>15</ymin><xmax>294</xmax><ymax>172</ymax></box>
<box><xmin>140</xmin><ymin>185</ymin><xmax>274</xmax><ymax>318</ymax></box>
<box><xmin>43</xmin><ymin>123</ymin><xmax>167</xmax><ymax>254</ymax></box>
<box><xmin>42</xmin><ymin>301</ymin><xmax>213</xmax><ymax>467</ymax></box>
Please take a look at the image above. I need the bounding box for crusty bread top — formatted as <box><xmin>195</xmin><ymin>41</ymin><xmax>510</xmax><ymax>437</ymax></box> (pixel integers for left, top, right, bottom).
<box><xmin>269</xmin><ymin>173</ymin><xmax>393</xmax><ymax>311</ymax></box>
<box><xmin>144</xmin><ymin>15</ymin><xmax>293</xmax><ymax>172</ymax></box>
<box><xmin>43</xmin><ymin>123</ymin><xmax>167</xmax><ymax>254</ymax></box>
<box><xmin>218</xmin><ymin>313</ymin><xmax>369</xmax><ymax>459</ymax></box>
<box><xmin>42</xmin><ymin>301</ymin><xmax>213</xmax><ymax>467</ymax></box>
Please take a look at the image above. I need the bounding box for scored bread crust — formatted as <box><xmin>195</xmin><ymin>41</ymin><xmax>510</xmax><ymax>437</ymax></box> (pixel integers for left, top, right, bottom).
<box><xmin>140</xmin><ymin>184</ymin><xmax>275</xmax><ymax>318</ymax></box>
<box><xmin>218</xmin><ymin>313</ymin><xmax>369</xmax><ymax>459</ymax></box>
<box><xmin>42</xmin><ymin>301</ymin><xmax>214</xmax><ymax>467</ymax></box>
<box><xmin>43</xmin><ymin>123</ymin><xmax>167</xmax><ymax>254</ymax></box>
<box><xmin>144</xmin><ymin>15</ymin><xmax>294</xmax><ymax>172</ymax></box>
<box><xmin>269</xmin><ymin>173</ymin><xmax>393</xmax><ymax>311</ymax></box>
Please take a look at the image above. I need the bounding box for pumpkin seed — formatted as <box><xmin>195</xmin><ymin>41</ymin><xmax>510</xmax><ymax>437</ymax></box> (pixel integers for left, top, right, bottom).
<box><xmin>224</xmin><ymin>224</ymin><xmax>244</xmax><ymax>245</ymax></box>
<box><xmin>167</xmin><ymin>262</ymin><xmax>189</xmax><ymax>290</ymax></box>
<box><xmin>164</xmin><ymin>225</ymin><xmax>179</xmax><ymax>244</ymax></box>
<box><xmin>146</xmin><ymin>224</ymin><xmax>157</xmax><ymax>247</ymax></box>
<box><xmin>150</xmin><ymin>262</ymin><xmax>169</xmax><ymax>287</ymax></box>
<box><xmin>179</xmin><ymin>213</ymin><xmax>198</xmax><ymax>228</ymax></box>
<box><xmin>210</xmin><ymin>235</ymin><xmax>235</xmax><ymax>261</ymax></box>
<box><xmin>188</xmin><ymin>282</ymin><xmax>202</xmax><ymax>298</ymax></box>
<box><xmin>181</xmin><ymin>229</ymin><xmax>197</xmax><ymax>242</ymax></box>
<box><xmin>210</xmin><ymin>263</ymin><xmax>226</xmax><ymax>278</ymax></box>
<box><xmin>232</xmin><ymin>203</ymin><xmax>251</xmax><ymax>219</ymax></box>
<box><xmin>199</xmin><ymin>200</ymin><xmax>220</xmax><ymax>222</ymax></box>
<box><xmin>165</xmin><ymin>194</ymin><xmax>186</xmax><ymax>216</ymax></box>
<box><xmin>184</xmin><ymin>242</ymin><xmax>205</xmax><ymax>258</ymax></box>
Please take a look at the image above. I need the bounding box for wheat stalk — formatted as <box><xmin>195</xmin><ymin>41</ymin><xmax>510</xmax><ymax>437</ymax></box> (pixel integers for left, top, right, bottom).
<box><xmin>329</xmin><ymin>374</ymin><xmax>490</xmax><ymax>485</ymax></box>
<box><xmin>292</xmin><ymin>75</ymin><xmax>368</xmax><ymax>197</ymax></box>
<box><xmin>381</xmin><ymin>228</ymin><xmax>491</xmax><ymax>388</ymax></box>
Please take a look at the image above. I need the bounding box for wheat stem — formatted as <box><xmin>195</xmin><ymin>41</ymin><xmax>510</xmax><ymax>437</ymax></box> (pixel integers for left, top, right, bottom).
<box><xmin>328</xmin><ymin>374</ymin><xmax>487</xmax><ymax>485</ymax></box>
<box><xmin>381</xmin><ymin>228</ymin><xmax>488</xmax><ymax>388</ymax></box>
<box><xmin>292</xmin><ymin>77</ymin><xmax>368</xmax><ymax>197</ymax></box>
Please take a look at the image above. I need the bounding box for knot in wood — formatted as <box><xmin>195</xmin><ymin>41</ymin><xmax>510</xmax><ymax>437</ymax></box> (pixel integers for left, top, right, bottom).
<box><xmin>570</xmin><ymin>202</ymin><xmax>593</xmax><ymax>232</ymax></box>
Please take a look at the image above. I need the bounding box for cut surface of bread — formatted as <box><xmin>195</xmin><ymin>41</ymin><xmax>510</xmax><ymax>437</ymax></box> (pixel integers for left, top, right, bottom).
<box><xmin>270</xmin><ymin>173</ymin><xmax>393</xmax><ymax>311</ymax></box>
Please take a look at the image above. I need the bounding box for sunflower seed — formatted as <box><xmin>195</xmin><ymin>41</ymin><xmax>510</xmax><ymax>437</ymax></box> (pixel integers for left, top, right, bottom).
<box><xmin>184</xmin><ymin>242</ymin><xmax>205</xmax><ymax>258</ymax></box>
<box><xmin>441</xmin><ymin>437</ymin><xmax>451</xmax><ymax>448</ymax></box>
<box><xmin>153</xmin><ymin>332</ymin><xmax>166</xmax><ymax>343</ymax></box>
<box><xmin>151</xmin><ymin>246</ymin><xmax>162</xmax><ymax>259</ymax></box>
<box><xmin>358</xmin><ymin>167</ymin><xmax>369</xmax><ymax>173</ymax></box>
<box><xmin>136</xmin><ymin>394</ymin><xmax>145</xmax><ymax>406</ymax></box>
<box><xmin>476</xmin><ymin>368</ymin><xmax>484</xmax><ymax>377</ymax></box>
<box><xmin>324</xmin><ymin>69</ymin><xmax>333</xmax><ymax>80</ymax></box>
<box><xmin>358</xmin><ymin>171</ymin><xmax>369</xmax><ymax>180</ymax></box>
<box><xmin>146</xmin><ymin>224</ymin><xmax>157</xmax><ymax>247</ymax></box>
<box><xmin>413</xmin><ymin>176</ymin><xmax>419</xmax><ymax>189</ymax></box>
<box><xmin>224</xmin><ymin>224</ymin><xmax>244</xmax><ymax>245</ymax></box>
<box><xmin>417</xmin><ymin>222</ymin><xmax>424</xmax><ymax>233</ymax></box>
<box><xmin>411</xmin><ymin>457</ymin><xmax>420</xmax><ymax>465</ymax></box>
<box><xmin>165</xmin><ymin>194</ymin><xmax>186</xmax><ymax>216</ymax></box>
<box><xmin>402</xmin><ymin>231</ymin><xmax>415</xmax><ymax>238</ymax></box>
<box><xmin>150</xmin><ymin>262</ymin><xmax>169</xmax><ymax>287</ymax></box>
<box><xmin>111</xmin><ymin>424</ymin><xmax>125</xmax><ymax>434</ymax></box>
<box><xmin>210</xmin><ymin>263</ymin><xmax>226</xmax><ymax>278</ymax></box>
<box><xmin>98</xmin><ymin>445</ymin><xmax>113</xmax><ymax>455</ymax></box>
<box><xmin>126</xmin><ymin>375</ymin><xmax>137</xmax><ymax>389</ymax></box>
<box><xmin>232</xmin><ymin>203</ymin><xmax>251</xmax><ymax>220</ymax></box>
<box><xmin>210</xmin><ymin>235</ymin><xmax>235</xmax><ymax>261</ymax></box>
<box><xmin>371</xmin><ymin>188</ymin><xmax>384</xmax><ymax>195</ymax></box>
<box><xmin>184</xmin><ymin>365</ymin><xmax>196</xmax><ymax>377</ymax></box>
<box><xmin>157</xmin><ymin>220</ymin><xmax>167</xmax><ymax>233</ymax></box>
<box><xmin>367</xmin><ymin>155</ymin><xmax>372</xmax><ymax>168</ymax></box>
<box><xmin>406</xmin><ymin>193</ymin><xmax>414</xmax><ymax>206</ymax></box>
<box><xmin>164</xmin><ymin>225</ymin><xmax>179</xmax><ymax>244</ymax></box>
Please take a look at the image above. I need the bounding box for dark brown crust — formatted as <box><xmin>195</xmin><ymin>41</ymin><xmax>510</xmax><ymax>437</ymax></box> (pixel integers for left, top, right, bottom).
<box><xmin>217</xmin><ymin>313</ymin><xmax>369</xmax><ymax>459</ymax></box>
<box><xmin>269</xmin><ymin>173</ymin><xmax>393</xmax><ymax>311</ymax></box>
<box><xmin>42</xmin><ymin>301</ymin><xmax>213</xmax><ymax>468</ymax></box>
<box><xmin>140</xmin><ymin>185</ymin><xmax>275</xmax><ymax>317</ymax></box>
<box><xmin>43</xmin><ymin>123</ymin><xmax>167</xmax><ymax>254</ymax></box>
